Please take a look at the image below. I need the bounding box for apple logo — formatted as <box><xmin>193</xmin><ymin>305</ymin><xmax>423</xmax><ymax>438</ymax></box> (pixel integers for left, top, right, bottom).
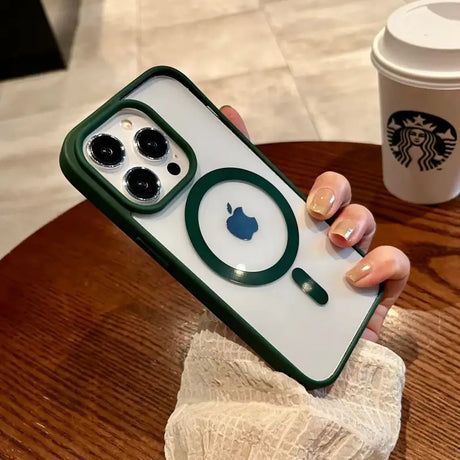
<box><xmin>226</xmin><ymin>203</ymin><xmax>258</xmax><ymax>240</ymax></box>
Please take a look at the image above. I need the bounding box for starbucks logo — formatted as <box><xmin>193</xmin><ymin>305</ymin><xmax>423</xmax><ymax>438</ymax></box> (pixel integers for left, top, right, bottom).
<box><xmin>387</xmin><ymin>111</ymin><xmax>457</xmax><ymax>171</ymax></box>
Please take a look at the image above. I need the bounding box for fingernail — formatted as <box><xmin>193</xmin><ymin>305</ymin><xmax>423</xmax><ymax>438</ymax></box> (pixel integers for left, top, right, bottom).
<box><xmin>346</xmin><ymin>263</ymin><xmax>372</xmax><ymax>283</ymax></box>
<box><xmin>309</xmin><ymin>188</ymin><xmax>335</xmax><ymax>216</ymax></box>
<box><xmin>331</xmin><ymin>219</ymin><xmax>356</xmax><ymax>241</ymax></box>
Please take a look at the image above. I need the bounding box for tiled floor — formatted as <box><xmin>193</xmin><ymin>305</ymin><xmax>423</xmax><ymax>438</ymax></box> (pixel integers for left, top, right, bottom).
<box><xmin>0</xmin><ymin>0</ymin><xmax>407</xmax><ymax>258</ymax></box>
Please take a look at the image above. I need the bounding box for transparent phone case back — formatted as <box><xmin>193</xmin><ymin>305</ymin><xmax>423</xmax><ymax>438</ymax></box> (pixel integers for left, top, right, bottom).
<box><xmin>117</xmin><ymin>76</ymin><xmax>379</xmax><ymax>383</ymax></box>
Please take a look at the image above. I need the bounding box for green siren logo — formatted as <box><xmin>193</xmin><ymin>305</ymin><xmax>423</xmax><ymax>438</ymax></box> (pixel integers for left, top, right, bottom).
<box><xmin>387</xmin><ymin>111</ymin><xmax>457</xmax><ymax>171</ymax></box>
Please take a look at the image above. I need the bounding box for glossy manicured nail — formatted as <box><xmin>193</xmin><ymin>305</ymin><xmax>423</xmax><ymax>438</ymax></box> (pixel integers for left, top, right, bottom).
<box><xmin>309</xmin><ymin>188</ymin><xmax>335</xmax><ymax>216</ymax></box>
<box><xmin>346</xmin><ymin>263</ymin><xmax>372</xmax><ymax>283</ymax></box>
<box><xmin>331</xmin><ymin>219</ymin><xmax>356</xmax><ymax>241</ymax></box>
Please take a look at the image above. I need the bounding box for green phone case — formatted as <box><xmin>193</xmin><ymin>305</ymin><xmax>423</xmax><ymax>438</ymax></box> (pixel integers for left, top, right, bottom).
<box><xmin>60</xmin><ymin>66</ymin><xmax>383</xmax><ymax>389</ymax></box>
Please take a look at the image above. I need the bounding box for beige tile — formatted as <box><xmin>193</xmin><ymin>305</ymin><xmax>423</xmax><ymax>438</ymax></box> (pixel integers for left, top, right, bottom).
<box><xmin>264</xmin><ymin>0</ymin><xmax>404</xmax><ymax>76</ymax></box>
<box><xmin>139</xmin><ymin>0</ymin><xmax>259</xmax><ymax>28</ymax></box>
<box><xmin>0</xmin><ymin>63</ymin><xmax>132</xmax><ymax>123</ymax></box>
<box><xmin>0</xmin><ymin>71</ymin><xmax>67</xmax><ymax>121</ymax></box>
<box><xmin>197</xmin><ymin>68</ymin><xmax>319</xmax><ymax>144</ymax></box>
<box><xmin>295</xmin><ymin>53</ymin><xmax>381</xmax><ymax>143</ymax></box>
<box><xmin>62</xmin><ymin>61</ymin><xmax>137</xmax><ymax>108</ymax></box>
<box><xmin>42</xmin><ymin>0</ymin><xmax>81</xmax><ymax>61</ymax></box>
<box><xmin>140</xmin><ymin>11</ymin><xmax>286</xmax><ymax>82</ymax></box>
<box><xmin>0</xmin><ymin>101</ymin><xmax>99</xmax><ymax>156</ymax></box>
<box><xmin>0</xmin><ymin>103</ymin><xmax>102</xmax><ymax>258</ymax></box>
<box><xmin>70</xmin><ymin>0</ymin><xmax>137</xmax><ymax>67</ymax></box>
<box><xmin>63</xmin><ymin>0</ymin><xmax>138</xmax><ymax>105</ymax></box>
<box><xmin>0</xmin><ymin>0</ymin><xmax>137</xmax><ymax>256</ymax></box>
<box><xmin>0</xmin><ymin>0</ymin><xmax>138</xmax><ymax>122</ymax></box>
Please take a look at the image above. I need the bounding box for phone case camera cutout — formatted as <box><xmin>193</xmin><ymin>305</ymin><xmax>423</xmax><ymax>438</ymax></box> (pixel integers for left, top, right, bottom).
<box><xmin>83</xmin><ymin>107</ymin><xmax>191</xmax><ymax>208</ymax></box>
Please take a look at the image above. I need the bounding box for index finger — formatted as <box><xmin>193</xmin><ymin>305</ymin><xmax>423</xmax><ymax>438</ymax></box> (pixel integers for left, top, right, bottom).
<box><xmin>220</xmin><ymin>105</ymin><xmax>250</xmax><ymax>139</ymax></box>
<box><xmin>306</xmin><ymin>171</ymin><xmax>352</xmax><ymax>220</ymax></box>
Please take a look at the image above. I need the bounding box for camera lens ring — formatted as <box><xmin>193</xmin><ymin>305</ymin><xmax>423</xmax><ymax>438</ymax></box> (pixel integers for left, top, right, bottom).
<box><xmin>123</xmin><ymin>167</ymin><xmax>161</xmax><ymax>202</ymax></box>
<box><xmin>134</xmin><ymin>127</ymin><xmax>170</xmax><ymax>161</ymax></box>
<box><xmin>88</xmin><ymin>133</ymin><xmax>125</xmax><ymax>168</ymax></box>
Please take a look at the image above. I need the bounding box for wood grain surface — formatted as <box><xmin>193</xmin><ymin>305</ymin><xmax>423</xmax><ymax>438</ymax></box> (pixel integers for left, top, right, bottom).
<box><xmin>0</xmin><ymin>142</ymin><xmax>458</xmax><ymax>459</ymax></box>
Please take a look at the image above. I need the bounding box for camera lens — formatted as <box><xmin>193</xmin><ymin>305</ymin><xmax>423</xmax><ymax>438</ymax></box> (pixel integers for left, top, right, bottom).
<box><xmin>135</xmin><ymin>128</ymin><xmax>169</xmax><ymax>160</ymax></box>
<box><xmin>124</xmin><ymin>167</ymin><xmax>161</xmax><ymax>201</ymax></box>
<box><xmin>88</xmin><ymin>134</ymin><xmax>125</xmax><ymax>167</ymax></box>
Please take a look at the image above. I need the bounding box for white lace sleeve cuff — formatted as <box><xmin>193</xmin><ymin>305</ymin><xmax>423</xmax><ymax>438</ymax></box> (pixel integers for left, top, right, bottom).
<box><xmin>165</xmin><ymin>313</ymin><xmax>405</xmax><ymax>459</ymax></box>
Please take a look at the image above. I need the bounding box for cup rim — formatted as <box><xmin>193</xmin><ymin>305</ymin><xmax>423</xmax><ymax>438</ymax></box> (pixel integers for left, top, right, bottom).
<box><xmin>372</xmin><ymin>30</ymin><xmax>460</xmax><ymax>90</ymax></box>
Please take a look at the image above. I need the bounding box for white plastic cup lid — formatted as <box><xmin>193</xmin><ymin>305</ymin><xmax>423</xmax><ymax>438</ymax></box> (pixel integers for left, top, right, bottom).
<box><xmin>371</xmin><ymin>0</ymin><xmax>460</xmax><ymax>89</ymax></box>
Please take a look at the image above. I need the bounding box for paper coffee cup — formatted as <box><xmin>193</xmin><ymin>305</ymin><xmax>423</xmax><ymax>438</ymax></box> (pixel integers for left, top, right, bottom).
<box><xmin>372</xmin><ymin>0</ymin><xmax>460</xmax><ymax>204</ymax></box>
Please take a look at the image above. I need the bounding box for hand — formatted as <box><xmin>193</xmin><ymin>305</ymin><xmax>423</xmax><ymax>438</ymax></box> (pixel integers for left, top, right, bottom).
<box><xmin>220</xmin><ymin>105</ymin><xmax>410</xmax><ymax>343</ymax></box>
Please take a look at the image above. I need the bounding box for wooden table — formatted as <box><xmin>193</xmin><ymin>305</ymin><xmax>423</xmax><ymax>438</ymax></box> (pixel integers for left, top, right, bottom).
<box><xmin>0</xmin><ymin>142</ymin><xmax>458</xmax><ymax>459</ymax></box>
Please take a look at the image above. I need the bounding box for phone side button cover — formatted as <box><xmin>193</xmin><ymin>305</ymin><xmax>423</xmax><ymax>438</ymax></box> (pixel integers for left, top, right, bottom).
<box><xmin>135</xmin><ymin>236</ymin><xmax>170</xmax><ymax>269</ymax></box>
<box><xmin>291</xmin><ymin>268</ymin><xmax>329</xmax><ymax>306</ymax></box>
